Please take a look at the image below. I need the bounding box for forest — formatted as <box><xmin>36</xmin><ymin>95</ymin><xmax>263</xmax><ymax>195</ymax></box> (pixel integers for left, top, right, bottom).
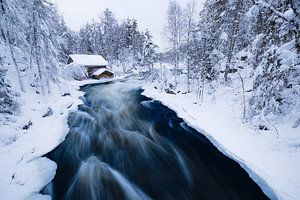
<box><xmin>1</xmin><ymin>0</ymin><xmax>299</xmax><ymax>128</ymax></box>
<box><xmin>0</xmin><ymin>0</ymin><xmax>300</xmax><ymax>199</ymax></box>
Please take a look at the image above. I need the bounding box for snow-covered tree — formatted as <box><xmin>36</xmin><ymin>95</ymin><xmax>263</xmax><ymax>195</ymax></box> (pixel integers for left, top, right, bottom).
<box><xmin>101</xmin><ymin>9</ymin><xmax>119</xmax><ymax>61</ymax></box>
<box><xmin>165</xmin><ymin>0</ymin><xmax>186</xmax><ymax>87</ymax></box>
<box><xmin>141</xmin><ymin>30</ymin><xmax>158</xmax><ymax>70</ymax></box>
<box><xmin>183</xmin><ymin>1</ymin><xmax>197</xmax><ymax>92</ymax></box>
<box><xmin>27</xmin><ymin>0</ymin><xmax>62</xmax><ymax>94</ymax></box>
<box><xmin>0</xmin><ymin>56</ymin><xmax>19</xmax><ymax>115</ymax></box>
<box><xmin>1</xmin><ymin>0</ymin><xmax>73</xmax><ymax>96</ymax></box>
<box><xmin>192</xmin><ymin>0</ymin><xmax>300</xmax><ymax>125</ymax></box>
<box><xmin>75</xmin><ymin>9</ymin><xmax>153</xmax><ymax>70</ymax></box>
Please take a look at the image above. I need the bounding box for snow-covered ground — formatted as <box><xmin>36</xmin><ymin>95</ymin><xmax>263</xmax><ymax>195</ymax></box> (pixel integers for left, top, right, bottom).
<box><xmin>0</xmin><ymin>79</ymin><xmax>89</xmax><ymax>199</ymax></box>
<box><xmin>142</xmin><ymin>82</ymin><xmax>300</xmax><ymax>200</ymax></box>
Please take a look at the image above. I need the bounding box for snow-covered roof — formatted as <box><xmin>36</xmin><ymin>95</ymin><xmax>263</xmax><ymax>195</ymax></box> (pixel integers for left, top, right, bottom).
<box><xmin>69</xmin><ymin>54</ymin><xmax>108</xmax><ymax>67</ymax></box>
<box><xmin>92</xmin><ymin>68</ymin><xmax>114</xmax><ymax>76</ymax></box>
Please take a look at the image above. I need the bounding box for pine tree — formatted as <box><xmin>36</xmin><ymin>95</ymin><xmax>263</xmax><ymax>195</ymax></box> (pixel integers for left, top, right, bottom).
<box><xmin>0</xmin><ymin>58</ymin><xmax>18</xmax><ymax>115</ymax></box>
<box><xmin>141</xmin><ymin>30</ymin><xmax>158</xmax><ymax>70</ymax></box>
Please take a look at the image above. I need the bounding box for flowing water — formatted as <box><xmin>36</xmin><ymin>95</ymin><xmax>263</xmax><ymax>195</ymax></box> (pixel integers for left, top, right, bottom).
<box><xmin>44</xmin><ymin>81</ymin><xmax>269</xmax><ymax>200</ymax></box>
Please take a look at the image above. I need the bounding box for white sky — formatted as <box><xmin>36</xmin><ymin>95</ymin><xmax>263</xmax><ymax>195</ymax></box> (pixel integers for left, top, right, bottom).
<box><xmin>51</xmin><ymin>0</ymin><xmax>204</xmax><ymax>50</ymax></box>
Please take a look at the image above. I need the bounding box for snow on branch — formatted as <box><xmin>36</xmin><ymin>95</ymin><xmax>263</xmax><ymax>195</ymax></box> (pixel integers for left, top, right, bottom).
<box><xmin>256</xmin><ymin>1</ymin><xmax>288</xmax><ymax>20</ymax></box>
<box><xmin>254</xmin><ymin>0</ymin><xmax>298</xmax><ymax>23</ymax></box>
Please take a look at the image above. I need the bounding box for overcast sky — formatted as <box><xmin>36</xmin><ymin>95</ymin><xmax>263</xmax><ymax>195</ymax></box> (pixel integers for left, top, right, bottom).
<box><xmin>51</xmin><ymin>0</ymin><xmax>204</xmax><ymax>50</ymax></box>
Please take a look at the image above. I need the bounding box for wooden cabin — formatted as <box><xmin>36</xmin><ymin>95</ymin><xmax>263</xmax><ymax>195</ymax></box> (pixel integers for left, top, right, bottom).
<box><xmin>67</xmin><ymin>54</ymin><xmax>109</xmax><ymax>76</ymax></box>
<box><xmin>92</xmin><ymin>68</ymin><xmax>114</xmax><ymax>79</ymax></box>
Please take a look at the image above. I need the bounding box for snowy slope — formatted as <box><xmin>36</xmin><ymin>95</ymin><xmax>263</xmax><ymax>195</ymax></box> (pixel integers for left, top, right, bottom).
<box><xmin>0</xmin><ymin>80</ymin><xmax>84</xmax><ymax>199</ymax></box>
<box><xmin>142</xmin><ymin>83</ymin><xmax>300</xmax><ymax>200</ymax></box>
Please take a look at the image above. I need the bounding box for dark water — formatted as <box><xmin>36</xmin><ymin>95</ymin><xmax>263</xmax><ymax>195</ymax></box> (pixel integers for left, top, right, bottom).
<box><xmin>43</xmin><ymin>81</ymin><xmax>270</xmax><ymax>200</ymax></box>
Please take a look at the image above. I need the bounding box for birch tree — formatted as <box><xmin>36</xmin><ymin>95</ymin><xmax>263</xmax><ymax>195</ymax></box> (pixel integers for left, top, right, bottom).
<box><xmin>183</xmin><ymin>1</ymin><xmax>197</xmax><ymax>92</ymax></box>
<box><xmin>165</xmin><ymin>1</ymin><xmax>185</xmax><ymax>87</ymax></box>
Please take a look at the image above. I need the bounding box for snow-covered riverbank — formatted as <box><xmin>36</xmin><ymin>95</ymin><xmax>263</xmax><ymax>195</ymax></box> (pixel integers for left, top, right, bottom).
<box><xmin>0</xmin><ymin>75</ymin><xmax>127</xmax><ymax>199</ymax></box>
<box><xmin>0</xmin><ymin>80</ymin><xmax>88</xmax><ymax>199</ymax></box>
<box><xmin>142</xmin><ymin>84</ymin><xmax>300</xmax><ymax>200</ymax></box>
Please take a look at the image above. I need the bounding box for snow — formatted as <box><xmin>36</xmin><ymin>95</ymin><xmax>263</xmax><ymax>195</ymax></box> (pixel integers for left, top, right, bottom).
<box><xmin>142</xmin><ymin>80</ymin><xmax>300</xmax><ymax>200</ymax></box>
<box><xmin>112</xmin><ymin>65</ymin><xmax>125</xmax><ymax>73</ymax></box>
<box><xmin>283</xmin><ymin>9</ymin><xmax>295</xmax><ymax>21</ymax></box>
<box><xmin>220</xmin><ymin>32</ymin><xmax>228</xmax><ymax>41</ymax></box>
<box><xmin>69</xmin><ymin>54</ymin><xmax>108</xmax><ymax>67</ymax></box>
<box><xmin>62</xmin><ymin>63</ymin><xmax>88</xmax><ymax>80</ymax></box>
<box><xmin>246</xmin><ymin>5</ymin><xmax>259</xmax><ymax>18</ymax></box>
<box><xmin>278</xmin><ymin>40</ymin><xmax>299</xmax><ymax>70</ymax></box>
<box><xmin>0</xmin><ymin>79</ymin><xmax>85</xmax><ymax>199</ymax></box>
<box><xmin>251</xmin><ymin>34</ymin><xmax>265</xmax><ymax>53</ymax></box>
<box><xmin>92</xmin><ymin>68</ymin><xmax>114</xmax><ymax>76</ymax></box>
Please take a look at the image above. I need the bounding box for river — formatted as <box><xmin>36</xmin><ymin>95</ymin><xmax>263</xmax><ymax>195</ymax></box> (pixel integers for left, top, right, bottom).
<box><xmin>43</xmin><ymin>81</ymin><xmax>269</xmax><ymax>200</ymax></box>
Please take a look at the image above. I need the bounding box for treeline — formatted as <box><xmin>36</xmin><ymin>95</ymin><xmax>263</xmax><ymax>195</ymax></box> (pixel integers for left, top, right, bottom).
<box><xmin>0</xmin><ymin>1</ymin><xmax>157</xmax><ymax>116</ymax></box>
<box><xmin>0</xmin><ymin>0</ymin><xmax>68</xmax><ymax>115</ymax></box>
<box><xmin>63</xmin><ymin>9</ymin><xmax>157</xmax><ymax>70</ymax></box>
<box><xmin>163</xmin><ymin>0</ymin><xmax>300</xmax><ymax>126</ymax></box>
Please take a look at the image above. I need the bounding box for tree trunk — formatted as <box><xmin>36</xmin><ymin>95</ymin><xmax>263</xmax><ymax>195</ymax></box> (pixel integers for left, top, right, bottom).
<box><xmin>293</xmin><ymin>28</ymin><xmax>300</xmax><ymax>54</ymax></box>
<box><xmin>8</xmin><ymin>42</ymin><xmax>25</xmax><ymax>92</ymax></box>
<box><xmin>174</xmin><ymin>48</ymin><xmax>179</xmax><ymax>88</ymax></box>
<box><xmin>0</xmin><ymin>0</ymin><xmax>6</xmax><ymax>41</ymax></box>
<box><xmin>32</xmin><ymin>9</ymin><xmax>45</xmax><ymax>95</ymax></box>
<box><xmin>187</xmin><ymin>58</ymin><xmax>191</xmax><ymax>93</ymax></box>
<box><xmin>238</xmin><ymin>72</ymin><xmax>246</xmax><ymax>121</ymax></box>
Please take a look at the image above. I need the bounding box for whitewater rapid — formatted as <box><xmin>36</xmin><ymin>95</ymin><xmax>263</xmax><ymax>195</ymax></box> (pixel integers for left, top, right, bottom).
<box><xmin>43</xmin><ymin>81</ymin><xmax>269</xmax><ymax>200</ymax></box>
